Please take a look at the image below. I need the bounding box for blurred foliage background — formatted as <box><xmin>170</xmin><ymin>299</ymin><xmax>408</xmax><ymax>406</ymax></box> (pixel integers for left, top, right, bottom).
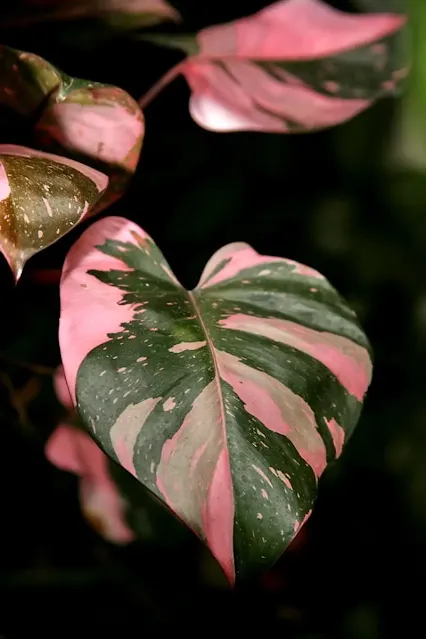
<box><xmin>0</xmin><ymin>0</ymin><xmax>423</xmax><ymax>636</ymax></box>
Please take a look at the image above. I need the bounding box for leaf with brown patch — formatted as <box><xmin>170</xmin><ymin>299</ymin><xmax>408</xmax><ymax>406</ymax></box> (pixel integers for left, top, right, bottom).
<box><xmin>0</xmin><ymin>145</ymin><xmax>108</xmax><ymax>280</ymax></box>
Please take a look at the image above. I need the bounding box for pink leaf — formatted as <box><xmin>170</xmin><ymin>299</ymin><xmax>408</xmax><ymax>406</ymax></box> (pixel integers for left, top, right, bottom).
<box><xmin>172</xmin><ymin>0</ymin><xmax>407</xmax><ymax>132</ymax></box>
<box><xmin>36</xmin><ymin>85</ymin><xmax>145</xmax><ymax>213</ymax></box>
<box><xmin>46</xmin><ymin>367</ymin><xmax>134</xmax><ymax>544</ymax></box>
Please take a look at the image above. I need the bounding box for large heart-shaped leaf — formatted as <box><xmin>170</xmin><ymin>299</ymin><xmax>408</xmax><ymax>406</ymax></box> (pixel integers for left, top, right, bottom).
<box><xmin>47</xmin><ymin>366</ymin><xmax>190</xmax><ymax>546</ymax></box>
<box><xmin>0</xmin><ymin>46</ymin><xmax>144</xmax><ymax>211</ymax></box>
<box><xmin>59</xmin><ymin>216</ymin><xmax>373</xmax><ymax>582</ymax></box>
<box><xmin>0</xmin><ymin>145</ymin><xmax>108</xmax><ymax>280</ymax></box>
<box><xmin>141</xmin><ymin>0</ymin><xmax>407</xmax><ymax>133</ymax></box>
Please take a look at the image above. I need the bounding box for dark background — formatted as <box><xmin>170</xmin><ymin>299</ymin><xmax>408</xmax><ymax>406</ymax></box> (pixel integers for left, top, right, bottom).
<box><xmin>0</xmin><ymin>1</ymin><xmax>422</xmax><ymax>637</ymax></box>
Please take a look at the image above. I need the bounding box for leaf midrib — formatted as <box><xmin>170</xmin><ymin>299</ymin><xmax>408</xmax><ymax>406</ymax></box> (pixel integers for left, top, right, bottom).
<box><xmin>188</xmin><ymin>290</ymin><xmax>227</xmax><ymax>438</ymax></box>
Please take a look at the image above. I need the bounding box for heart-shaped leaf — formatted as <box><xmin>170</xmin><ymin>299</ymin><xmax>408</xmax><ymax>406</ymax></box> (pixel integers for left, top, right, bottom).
<box><xmin>141</xmin><ymin>0</ymin><xmax>407</xmax><ymax>133</ymax></box>
<box><xmin>0</xmin><ymin>46</ymin><xmax>144</xmax><ymax>211</ymax></box>
<box><xmin>1</xmin><ymin>0</ymin><xmax>181</xmax><ymax>28</ymax></box>
<box><xmin>59</xmin><ymin>216</ymin><xmax>373</xmax><ymax>582</ymax></box>
<box><xmin>0</xmin><ymin>145</ymin><xmax>108</xmax><ymax>280</ymax></box>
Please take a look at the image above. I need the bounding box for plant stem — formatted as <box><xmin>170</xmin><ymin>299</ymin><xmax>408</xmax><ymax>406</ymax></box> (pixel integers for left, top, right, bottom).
<box><xmin>139</xmin><ymin>63</ymin><xmax>183</xmax><ymax>110</ymax></box>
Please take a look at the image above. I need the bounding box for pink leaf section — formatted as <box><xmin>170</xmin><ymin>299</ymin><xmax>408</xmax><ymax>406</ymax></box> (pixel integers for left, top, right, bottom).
<box><xmin>59</xmin><ymin>217</ymin><xmax>151</xmax><ymax>403</ymax></box>
<box><xmin>35</xmin><ymin>85</ymin><xmax>144</xmax><ymax>212</ymax></box>
<box><xmin>217</xmin><ymin>350</ymin><xmax>327</xmax><ymax>479</ymax></box>
<box><xmin>177</xmin><ymin>0</ymin><xmax>406</xmax><ymax>132</ymax></box>
<box><xmin>218</xmin><ymin>314</ymin><xmax>372</xmax><ymax>401</ymax></box>
<box><xmin>46</xmin><ymin>368</ymin><xmax>134</xmax><ymax>544</ymax></box>
<box><xmin>38</xmin><ymin>101</ymin><xmax>143</xmax><ymax>170</ymax></box>
<box><xmin>156</xmin><ymin>380</ymin><xmax>235</xmax><ymax>584</ymax></box>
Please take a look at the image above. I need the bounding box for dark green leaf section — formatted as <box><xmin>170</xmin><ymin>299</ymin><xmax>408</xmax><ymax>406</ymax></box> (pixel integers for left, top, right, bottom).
<box><xmin>257</xmin><ymin>32</ymin><xmax>408</xmax><ymax>101</ymax></box>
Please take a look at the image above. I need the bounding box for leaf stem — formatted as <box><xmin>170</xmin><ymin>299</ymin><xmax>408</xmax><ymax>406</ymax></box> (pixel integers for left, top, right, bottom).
<box><xmin>139</xmin><ymin>63</ymin><xmax>183</xmax><ymax>109</ymax></box>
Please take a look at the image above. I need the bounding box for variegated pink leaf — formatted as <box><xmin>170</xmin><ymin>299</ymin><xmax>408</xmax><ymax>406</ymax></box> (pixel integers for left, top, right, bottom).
<box><xmin>47</xmin><ymin>367</ymin><xmax>135</xmax><ymax>544</ymax></box>
<box><xmin>0</xmin><ymin>46</ymin><xmax>144</xmax><ymax>212</ymax></box>
<box><xmin>0</xmin><ymin>145</ymin><xmax>108</xmax><ymax>280</ymax></box>
<box><xmin>143</xmin><ymin>0</ymin><xmax>407</xmax><ymax>132</ymax></box>
<box><xmin>59</xmin><ymin>216</ymin><xmax>373</xmax><ymax>582</ymax></box>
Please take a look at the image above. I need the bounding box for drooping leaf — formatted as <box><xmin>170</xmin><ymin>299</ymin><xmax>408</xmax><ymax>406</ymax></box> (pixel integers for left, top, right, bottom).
<box><xmin>59</xmin><ymin>216</ymin><xmax>373</xmax><ymax>583</ymax></box>
<box><xmin>0</xmin><ymin>46</ymin><xmax>144</xmax><ymax>211</ymax></box>
<box><xmin>141</xmin><ymin>0</ymin><xmax>407</xmax><ymax>133</ymax></box>
<box><xmin>0</xmin><ymin>0</ymin><xmax>181</xmax><ymax>29</ymax></box>
<box><xmin>0</xmin><ymin>145</ymin><xmax>108</xmax><ymax>280</ymax></box>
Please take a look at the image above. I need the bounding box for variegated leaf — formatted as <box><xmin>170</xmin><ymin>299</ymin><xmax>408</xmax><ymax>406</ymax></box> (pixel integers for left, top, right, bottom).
<box><xmin>59</xmin><ymin>216</ymin><xmax>373</xmax><ymax>582</ymax></box>
<box><xmin>0</xmin><ymin>145</ymin><xmax>108</xmax><ymax>280</ymax></box>
<box><xmin>141</xmin><ymin>0</ymin><xmax>407</xmax><ymax>133</ymax></box>
<box><xmin>0</xmin><ymin>45</ymin><xmax>144</xmax><ymax>211</ymax></box>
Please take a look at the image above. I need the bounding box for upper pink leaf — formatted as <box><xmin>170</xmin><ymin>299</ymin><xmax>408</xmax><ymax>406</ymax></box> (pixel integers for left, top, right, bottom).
<box><xmin>174</xmin><ymin>0</ymin><xmax>407</xmax><ymax>132</ymax></box>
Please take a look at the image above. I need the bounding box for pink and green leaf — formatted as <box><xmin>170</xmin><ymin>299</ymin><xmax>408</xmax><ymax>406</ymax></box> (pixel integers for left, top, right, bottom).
<box><xmin>142</xmin><ymin>0</ymin><xmax>407</xmax><ymax>133</ymax></box>
<box><xmin>59</xmin><ymin>216</ymin><xmax>373</xmax><ymax>583</ymax></box>
<box><xmin>0</xmin><ymin>145</ymin><xmax>108</xmax><ymax>280</ymax></box>
<box><xmin>0</xmin><ymin>45</ymin><xmax>144</xmax><ymax>211</ymax></box>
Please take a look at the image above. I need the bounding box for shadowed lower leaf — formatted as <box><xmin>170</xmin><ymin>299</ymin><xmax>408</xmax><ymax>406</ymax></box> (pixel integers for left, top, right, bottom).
<box><xmin>59</xmin><ymin>216</ymin><xmax>373</xmax><ymax>583</ymax></box>
<box><xmin>0</xmin><ymin>145</ymin><xmax>108</xmax><ymax>280</ymax></box>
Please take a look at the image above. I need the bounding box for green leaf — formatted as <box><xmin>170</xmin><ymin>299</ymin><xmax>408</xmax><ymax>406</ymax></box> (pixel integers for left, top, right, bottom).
<box><xmin>0</xmin><ymin>145</ymin><xmax>108</xmax><ymax>280</ymax></box>
<box><xmin>59</xmin><ymin>216</ymin><xmax>373</xmax><ymax>583</ymax></box>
